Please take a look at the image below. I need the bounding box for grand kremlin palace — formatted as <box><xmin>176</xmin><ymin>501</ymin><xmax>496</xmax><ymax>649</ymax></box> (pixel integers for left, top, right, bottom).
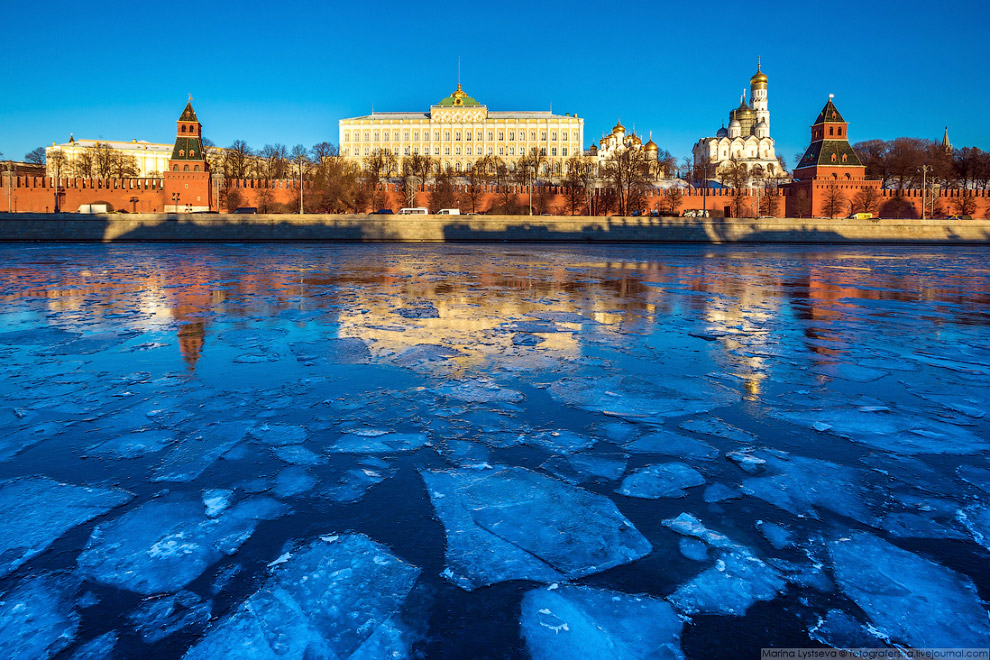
<box><xmin>339</xmin><ymin>84</ymin><xmax>585</xmax><ymax>177</ymax></box>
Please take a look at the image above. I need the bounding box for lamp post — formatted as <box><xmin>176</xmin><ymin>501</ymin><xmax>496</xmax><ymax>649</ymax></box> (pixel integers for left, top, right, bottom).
<box><xmin>918</xmin><ymin>165</ymin><xmax>930</xmax><ymax>220</ymax></box>
<box><xmin>528</xmin><ymin>165</ymin><xmax>535</xmax><ymax>216</ymax></box>
<box><xmin>5</xmin><ymin>161</ymin><xmax>12</xmax><ymax>213</ymax></box>
<box><xmin>298</xmin><ymin>154</ymin><xmax>304</xmax><ymax>215</ymax></box>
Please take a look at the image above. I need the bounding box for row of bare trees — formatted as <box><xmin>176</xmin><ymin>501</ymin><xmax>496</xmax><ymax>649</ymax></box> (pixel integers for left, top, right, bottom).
<box><xmin>43</xmin><ymin>143</ymin><xmax>140</xmax><ymax>179</ymax></box>
<box><xmin>852</xmin><ymin>139</ymin><xmax>990</xmax><ymax>191</ymax></box>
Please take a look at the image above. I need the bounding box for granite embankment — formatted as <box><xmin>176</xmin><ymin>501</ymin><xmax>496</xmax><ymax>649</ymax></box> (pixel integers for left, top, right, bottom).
<box><xmin>1</xmin><ymin>213</ymin><xmax>988</xmax><ymax>243</ymax></box>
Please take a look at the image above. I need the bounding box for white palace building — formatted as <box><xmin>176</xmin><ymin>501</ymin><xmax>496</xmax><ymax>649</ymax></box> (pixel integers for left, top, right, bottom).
<box><xmin>692</xmin><ymin>59</ymin><xmax>783</xmax><ymax>180</ymax></box>
<box><xmin>339</xmin><ymin>83</ymin><xmax>585</xmax><ymax>177</ymax></box>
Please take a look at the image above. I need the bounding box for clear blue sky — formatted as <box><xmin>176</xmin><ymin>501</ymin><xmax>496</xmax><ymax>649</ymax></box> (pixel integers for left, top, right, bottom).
<box><xmin>2</xmin><ymin>0</ymin><xmax>987</xmax><ymax>168</ymax></box>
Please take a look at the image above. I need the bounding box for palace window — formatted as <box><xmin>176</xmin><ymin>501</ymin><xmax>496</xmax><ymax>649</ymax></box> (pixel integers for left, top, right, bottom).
<box><xmin>487</xmin><ymin>131</ymin><xmax>494</xmax><ymax>141</ymax></box>
<box><xmin>363</xmin><ymin>131</ymin><xmax>370</xmax><ymax>141</ymax></box>
<box><xmin>466</xmin><ymin>132</ymin><xmax>472</xmax><ymax>141</ymax></box>
<box><xmin>455</xmin><ymin>162</ymin><xmax>461</xmax><ymax>172</ymax></box>
<box><xmin>562</xmin><ymin>131</ymin><xmax>568</xmax><ymax>141</ymax></box>
<box><xmin>393</xmin><ymin>130</ymin><xmax>399</xmax><ymax>140</ymax></box>
<box><xmin>363</xmin><ymin>147</ymin><xmax>369</xmax><ymax>155</ymax></box>
<box><xmin>455</xmin><ymin>131</ymin><xmax>461</xmax><ymax>141</ymax></box>
<box><xmin>413</xmin><ymin>147</ymin><xmax>419</xmax><ymax>155</ymax></box>
<box><xmin>467</xmin><ymin>146</ymin><xmax>472</xmax><ymax>155</ymax></box>
<box><xmin>487</xmin><ymin>147</ymin><xmax>493</xmax><ymax>155</ymax></box>
<box><xmin>553</xmin><ymin>163</ymin><xmax>560</xmax><ymax>175</ymax></box>
<box><xmin>434</xmin><ymin>146</ymin><xmax>440</xmax><ymax>155</ymax></box>
<box><xmin>831</xmin><ymin>154</ymin><xmax>837</xmax><ymax>162</ymax></box>
<box><xmin>498</xmin><ymin>146</ymin><xmax>504</xmax><ymax>155</ymax></box>
<box><xmin>551</xmin><ymin>131</ymin><xmax>557</xmax><ymax>141</ymax></box>
<box><xmin>444</xmin><ymin>146</ymin><xmax>450</xmax><ymax>155</ymax></box>
<box><xmin>189</xmin><ymin>150</ymin><xmax>195</xmax><ymax>157</ymax></box>
<box><xmin>455</xmin><ymin>146</ymin><xmax>461</xmax><ymax>155</ymax></box>
<box><xmin>181</xmin><ymin>125</ymin><xmax>186</xmax><ymax>133</ymax></box>
<box><xmin>530</xmin><ymin>131</ymin><xmax>536</xmax><ymax>140</ymax></box>
<box><xmin>540</xmin><ymin>148</ymin><xmax>546</xmax><ymax>156</ymax></box>
<box><xmin>498</xmin><ymin>131</ymin><xmax>504</xmax><ymax>141</ymax></box>
<box><xmin>509</xmin><ymin>131</ymin><xmax>515</xmax><ymax>140</ymax></box>
<box><xmin>842</xmin><ymin>154</ymin><xmax>848</xmax><ymax>162</ymax></box>
<box><xmin>413</xmin><ymin>130</ymin><xmax>420</xmax><ymax>140</ymax></box>
<box><xmin>343</xmin><ymin>132</ymin><xmax>350</xmax><ymax>142</ymax></box>
<box><xmin>551</xmin><ymin>147</ymin><xmax>557</xmax><ymax>156</ymax></box>
<box><xmin>829</xmin><ymin>127</ymin><xmax>834</xmax><ymax>136</ymax></box>
<box><xmin>403</xmin><ymin>130</ymin><xmax>409</xmax><ymax>141</ymax></box>
<box><xmin>183</xmin><ymin>165</ymin><xmax>189</xmax><ymax>171</ymax></box>
<box><xmin>562</xmin><ymin>147</ymin><xmax>568</xmax><ymax>157</ymax></box>
<box><xmin>194</xmin><ymin>165</ymin><xmax>200</xmax><ymax>171</ymax></box>
<box><xmin>541</xmin><ymin>131</ymin><xmax>547</xmax><ymax>140</ymax></box>
<box><xmin>477</xmin><ymin>131</ymin><xmax>483</xmax><ymax>140</ymax></box>
<box><xmin>434</xmin><ymin>131</ymin><xmax>441</xmax><ymax>140</ymax></box>
<box><xmin>373</xmin><ymin>131</ymin><xmax>380</xmax><ymax>141</ymax></box>
<box><xmin>508</xmin><ymin>147</ymin><xmax>514</xmax><ymax>155</ymax></box>
<box><xmin>444</xmin><ymin>131</ymin><xmax>451</xmax><ymax>141</ymax></box>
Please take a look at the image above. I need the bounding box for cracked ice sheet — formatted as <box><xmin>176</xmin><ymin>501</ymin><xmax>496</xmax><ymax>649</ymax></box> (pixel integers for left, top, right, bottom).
<box><xmin>521</xmin><ymin>585</ymin><xmax>684</xmax><ymax>660</ymax></box>
<box><xmin>740</xmin><ymin>450</ymin><xmax>879</xmax><ymax>526</ymax></box>
<box><xmin>0</xmin><ymin>574</ymin><xmax>80</xmax><ymax>660</ymax></box>
<box><xmin>77</xmin><ymin>496</ymin><xmax>287</xmax><ymax>595</ymax></box>
<box><xmin>0</xmin><ymin>477</ymin><xmax>133</xmax><ymax>578</ymax></box>
<box><xmin>184</xmin><ymin>533</ymin><xmax>419</xmax><ymax>660</ymax></box>
<box><xmin>421</xmin><ymin>466</ymin><xmax>651</xmax><ymax>590</ymax></box>
<box><xmin>829</xmin><ymin>532</ymin><xmax>990</xmax><ymax>647</ymax></box>
<box><xmin>152</xmin><ymin>421</ymin><xmax>251</xmax><ymax>483</ymax></box>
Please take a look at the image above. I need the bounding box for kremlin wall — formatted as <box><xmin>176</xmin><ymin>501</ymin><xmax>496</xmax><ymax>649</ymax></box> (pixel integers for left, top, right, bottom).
<box><xmin>2</xmin><ymin>93</ymin><xmax>988</xmax><ymax>221</ymax></box>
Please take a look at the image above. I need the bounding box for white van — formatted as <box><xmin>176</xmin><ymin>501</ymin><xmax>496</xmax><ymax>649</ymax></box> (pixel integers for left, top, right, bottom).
<box><xmin>77</xmin><ymin>203</ymin><xmax>112</xmax><ymax>214</ymax></box>
<box><xmin>398</xmin><ymin>207</ymin><xmax>429</xmax><ymax>215</ymax></box>
<box><xmin>437</xmin><ymin>208</ymin><xmax>460</xmax><ymax>215</ymax></box>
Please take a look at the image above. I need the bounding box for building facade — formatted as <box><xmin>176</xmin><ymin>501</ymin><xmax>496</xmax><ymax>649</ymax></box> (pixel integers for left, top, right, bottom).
<box><xmin>46</xmin><ymin>137</ymin><xmax>174</xmax><ymax>179</ymax></box>
<box><xmin>587</xmin><ymin>120</ymin><xmax>659</xmax><ymax>172</ymax></box>
<box><xmin>692</xmin><ymin>59</ymin><xmax>782</xmax><ymax>181</ymax></box>
<box><xmin>339</xmin><ymin>84</ymin><xmax>584</xmax><ymax>177</ymax></box>
<box><xmin>163</xmin><ymin>99</ymin><xmax>212</xmax><ymax>212</ymax></box>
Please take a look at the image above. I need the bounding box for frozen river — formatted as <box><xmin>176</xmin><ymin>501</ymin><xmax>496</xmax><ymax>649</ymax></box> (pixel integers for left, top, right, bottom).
<box><xmin>0</xmin><ymin>244</ymin><xmax>988</xmax><ymax>659</ymax></box>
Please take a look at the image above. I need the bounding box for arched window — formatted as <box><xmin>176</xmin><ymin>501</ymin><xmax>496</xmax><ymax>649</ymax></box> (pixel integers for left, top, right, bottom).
<box><xmin>181</xmin><ymin>125</ymin><xmax>187</xmax><ymax>133</ymax></box>
<box><xmin>831</xmin><ymin>154</ymin><xmax>837</xmax><ymax>162</ymax></box>
<box><xmin>455</xmin><ymin>162</ymin><xmax>461</xmax><ymax>172</ymax></box>
<box><xmin>841</xmin><ymin>154</ymin><xmax>847</xmax><ymax>163</ymax></box>
<box><xmin>194</xmin><ymin>165</ymin><xmax>200</xmax><ymax>171</ymax></box>
<box><xmin>837</xmin><ymin>127</ymin><xmax>843</xmax><ymax>136</ymax></box>
<box><xmin>172</xmin><ymin>164</ymin><xmax>179</xmax><ymax>171</ymax></box>
<box><xmin>179</xmin><ymin>150</ymin><xmax>185</xmax><ymax>157</ymax></box>
<box><xmin>829</xmin><ymin>127</ymin><xmax>834</xmax><ymax>136</ymax></box>
<box><xmin>552</xmin><ymin>162</ymin><xmax>560</xmax><ymax>175</ymax></box>
<box><xmin>183</xmin><ymin>165</ymin><xmax>190</xmax><ymax>172</ymax></box>
<box><xmin>189</xmin><ymin>150</ymin><xmax>195</xmax><ymax>157</ymax></box>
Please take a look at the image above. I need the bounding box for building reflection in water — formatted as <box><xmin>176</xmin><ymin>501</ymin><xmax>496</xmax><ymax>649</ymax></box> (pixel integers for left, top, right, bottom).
<box><xmin>0</xmin><ymin>249</ymin><xmax>986</xmax><ymax>379</ymax></box>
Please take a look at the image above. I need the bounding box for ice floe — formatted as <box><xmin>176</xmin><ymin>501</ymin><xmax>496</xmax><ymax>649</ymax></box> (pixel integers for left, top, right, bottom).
<box><xmin>616</xmin><ymin>463</ymin><xmax>706</xmax><ymax>499</ymax></box>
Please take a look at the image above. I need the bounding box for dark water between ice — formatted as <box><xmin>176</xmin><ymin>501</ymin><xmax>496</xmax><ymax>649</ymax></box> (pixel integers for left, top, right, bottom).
<box><xmin>0</xmin><ymin>244</ymin><xmax>988</xmax><ymax>659</ymax></box>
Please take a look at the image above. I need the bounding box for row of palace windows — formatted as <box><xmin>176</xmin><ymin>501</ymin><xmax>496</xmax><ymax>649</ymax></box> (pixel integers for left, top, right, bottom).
<box><xmin>343</xmin><ymin>145</ymin><xmax>569</xmax><ymax>158</ymax></box>
<box><xmin>363</xmin><ymin>160</ymin><xmax>569</xmax><ymax>175</ymax></box>
<box><xmin>343</xmin><ymin>129</ymin><xmax>570</xmax><ymax>143</ymax></box>
<box><xmin>171</xmin><ymin>164</ymin><xmax>201</xmax><ymax>171</ymax></box>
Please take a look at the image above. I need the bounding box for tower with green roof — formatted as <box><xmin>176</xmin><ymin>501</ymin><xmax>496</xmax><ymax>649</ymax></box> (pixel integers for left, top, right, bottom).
<box><xmin>164</xmin><ymin>97</ymin><xmax>212</xmax><ymax>212</ymax></box>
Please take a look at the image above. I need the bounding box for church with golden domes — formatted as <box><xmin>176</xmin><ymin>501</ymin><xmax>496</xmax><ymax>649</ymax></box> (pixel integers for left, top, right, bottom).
<box><xmin>691</xmin><ymin>59</ymin><xmax>783</xmax><ymax>183</ymax></box>
<box><xmin>587</xmin><ymin>119</ymin><xmax>660</xmax><ymax>173</ymax></box>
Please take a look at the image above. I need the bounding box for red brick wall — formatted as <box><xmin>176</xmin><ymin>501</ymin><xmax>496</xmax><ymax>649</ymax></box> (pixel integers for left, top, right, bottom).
<box><xmin>1</xmin><ymin>176</ymin><xmax>167</xmax><ymax>213</ymax></box>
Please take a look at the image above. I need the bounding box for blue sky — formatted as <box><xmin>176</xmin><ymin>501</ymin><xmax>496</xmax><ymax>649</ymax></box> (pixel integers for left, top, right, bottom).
<box><xmin>2</xmin><ymin>0</ymin><xmax>987</xmax><ymax>168</ymax></box>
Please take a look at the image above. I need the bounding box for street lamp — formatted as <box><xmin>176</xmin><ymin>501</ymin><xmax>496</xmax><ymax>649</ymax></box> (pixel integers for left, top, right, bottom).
<box><xmin>528</xmin><ymin>165</ymin><xmax>535</xmax><ymax>216</ymax></box>
<box><xmin>298</xmin><ymin>154</ymin><xmax>304</xmax><ymax>214</ymax></box>
<box><xmin>918</xmin><ymin>165</ymin><xmax>931</xmax><ymax>220</ymax></box>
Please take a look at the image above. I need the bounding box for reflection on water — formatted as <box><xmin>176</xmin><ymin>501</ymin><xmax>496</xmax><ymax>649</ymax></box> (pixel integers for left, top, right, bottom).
<box><xmin>0</xmin><ymin>244</ymin><xmax>988</xmax><ymax>660</ymax></box>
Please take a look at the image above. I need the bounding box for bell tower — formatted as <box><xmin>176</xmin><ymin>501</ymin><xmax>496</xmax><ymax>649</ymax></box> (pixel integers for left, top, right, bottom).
<box><xmin>163</xmin><ymin>96</ymin><xmax>212</xmax><ymax>212</ymax></box>
<box><xmin>750</xmin><ymin>56</ymin><xmax>769</xmax><ymax>130</ymax></box>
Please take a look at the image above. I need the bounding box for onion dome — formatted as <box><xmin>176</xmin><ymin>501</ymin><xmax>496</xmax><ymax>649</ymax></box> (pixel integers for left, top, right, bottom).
<box><xmin>631</xmin><ymin>133</ymin><xmax>642</xmax><ymax>146</ymax></box>
<box><xmin>612</xmin><ymin>119</ymin><xmax>625</xmax><ymax>134</ymax></box>
<box><xmin>729</xmin><ymin>118</ymin><xmax>741</xmax><ymax>128</ymax></box>
<box><xmin>716</xmin><ymin>125</ymin><xmax>729</xmax><ymax>138</ymax></box>
<box><xmin>644</xmin><ymin>137</ymin><xmax>658</xmax><ymax>152</ymax></box>
<box><xmin>589</xmin><ymin>144</ymin><xmax>598</xmax><ymax>154</ymax></box>
<box><xmin>751</xmin><ymin>58</ymin><xmax>768</xmax><ymax>86</ymax></box>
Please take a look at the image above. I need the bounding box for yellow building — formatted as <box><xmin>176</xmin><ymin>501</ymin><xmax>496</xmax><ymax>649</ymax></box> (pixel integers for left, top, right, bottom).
<box><xmin>46</xmin><ymin>135</ymin><xmax>174</xmax><ymax>178</ymax></box>
<box><xmin>339</xmin><ymin>84</ymin><xmax>584</xmax><ymax>177</ymax></box>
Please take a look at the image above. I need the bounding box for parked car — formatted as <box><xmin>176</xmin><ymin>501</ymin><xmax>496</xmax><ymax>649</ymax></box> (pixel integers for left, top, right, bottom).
<box><xmin>398</xmin><ymin>207</ymin><xmax>429</xmax><ymax>215</ymax></box>
<box><xmin>631</xmin><ymin>210</ymin><xmax>644</xmax><ymax>216</ymax></box>
<box><xmin>77</xmin><ymin>203</ymin><xmax>112</xmax><ymax>213</ymax></box>
<box><xmin>232</xmin><ymin>207</ymin><xmax>258</xmax><ymax>214</ymax></box>
<box><xmin>649</xmin><ymin>210</ymin><xmax>661</xmax><ymax>217</ymax></box>
<box><xmin>371</xmin><ymin>208</ymin><xmax>394</xmax><ymax>214</ymax></box>
<box><xmin>847</xmin><ymin>212</ymin><xmax>873</xmax><ymax>219</ymax></box>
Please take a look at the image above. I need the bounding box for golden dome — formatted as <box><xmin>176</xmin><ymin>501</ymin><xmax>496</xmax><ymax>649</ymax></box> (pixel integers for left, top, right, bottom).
<box><xmin>644</xmin><ymin>138</ymin><xmax>658</xmax><ymax>151</ymax></box>
<box><xmin>751</xmin><ymin>57</ymin><xmax>767</xmax><ymax>86</ymax></box>
<box><xmin>612</xmin><ymin>119</ymin><xmax>625</xmax><ymax>134</ymax></box>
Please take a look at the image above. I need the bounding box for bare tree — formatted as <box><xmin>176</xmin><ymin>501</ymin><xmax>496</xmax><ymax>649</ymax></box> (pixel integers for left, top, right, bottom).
<box><xmin>721</xmin><ymin>159</ymin><xmax>751</xmax><ymax>217</ymax></box>
<box><xmin>791</xmin><ymin>190</ymin><xmax>812</xmax><ymax>218</ymax></box>
<box><xmin>92</xmin><ymin>143</ymin><xmax>116</xmax><ymax>178</ymax></box>
<box><xmin>364</xmin><ymin>148</ymin><xmax>398</xmax><ymax>209</ymax></box>
<box><xmin>601</xmin><ymin>148</ymin><xmax>652</xmax><ymax>216</ymax></box>
<box><xmin>461</xmin><ymin>163</ymin><xmax>487</xmax><ymax>213</ymax></box>
<box><xmin>71</xmin><ymin>150</ymin><xmax>94</xmax><ymax>178</ymax></box>
<box><xmin>660</xmin><ymin>187</ymin><xmax>684</xmax><ymax>215</ymax></box>
<box><xmin>952</xmin><ymin>191</ymin><xmax>978</xmax><ymax>217</ymax></box>
<box><xmin>224</xmin><ymin>140</ymin><xmax>253</xmax><ymax>179</ymax></box>
<box><xmin>24</xmin><ymin>147</ymin><xmax>46</xmax><ymax>165</ymax></box>
<box><xmin>852</xmin><ymin>186</ymin><xmax>881</xmax><ymax>215</ymax></box>
<box><xmin>48</xmin><ymin>150</ymin><xmax>68</xmax><ymax>179</ymax></box>
<box><xmin>429</xmin><ymin>169</ymin><xmax>458</xmax><ymax>211</ymax></box>
<box><xmin>259</xmin><ymin>144</ymin><xmax>289</xmax><ymax>179</ymax></box>
<box><xmin>821</xmin><ymin>183</ymin><xmax>847</xmax><ymax>218</ymax></box>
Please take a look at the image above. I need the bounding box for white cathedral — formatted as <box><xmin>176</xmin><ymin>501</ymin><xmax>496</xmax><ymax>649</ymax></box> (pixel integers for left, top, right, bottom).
<box><xmin>692</xmin><ymin>59</ymin><xmax>784</xmax><ymax>181</ymax></box>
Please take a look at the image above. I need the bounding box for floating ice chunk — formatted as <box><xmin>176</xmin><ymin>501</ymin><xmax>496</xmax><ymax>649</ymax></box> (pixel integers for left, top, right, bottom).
<box><xmin>623</xmin><ymin>430</ymin><xmax>719</xmax><ymax>460</ymax></box>
<box><xmin>0</xmin><ymin>477</ymin><xmax>132</xmax><ymax>578</ymax></box>
<box><xmin>152</xmin><ymin>421</ymin><xmax>250</xmax><ymax>483</ymax></box>
<box><xmin>439</xmin><ymin>439</ymin><xmax>490</xmax><ymax>467</ymax></box>
<box><xmin>291</xmin><ymin>338</ymin><xmax>371</xmax><ymax>364</ymax></box>
<box><xmin>829</xmin><ymin>531</ymin><xmax>990</xmax><ymax>647</ymax></box>
<box><xmin>328</xmin><ymin>432</ymin><xmax>429</xmax><ymax>454</ymax></box>
<box><xmin>548</xmin><ymin>377</ymin><xmax>735</xmax><ymax>420</ymax></box>
<box><xmin>512</xmin><ymin>333</ymin><xmax>545</xmax><ymax>346</ymax></box>
<box><xmin>882</xmin><ymin>512</ymin><xmax>969</xmax><ymax>540</ymax></box>
<box><xmin>679</xmin><ymin>538</ymin><xmax>709</xmax><ymax>561</ymax></box>
<box><xmin>541</xmin><ymin>453</ymin><xmax>627</xmax><ymax>484</ymax></box>
<box><xmin>218</xmin><ymin>328</ymin><xmax>288</xmax><ymax>349</ymax></box>
<box><xmin>274</xmin><ymin>467</ymin><xmax>317</xmax><ymax>498</ymax></box>
<box><xmin>741</xmin><ymin>451</ymin><xmax>878</xmax><ymax>525</ymax></box>
<box><xmin>725</xmin><ymin>450</ymin><xmax>766</xmax><ymax>475</ymax></box>
<box><xmin>703</xmin><ymin>483</ymin><xmax>742</xmax><ymax>502</ymax></box>
<box><xmin>184</xmin><ymin>533</ymin><xmax>420</xmax><ymax>660</ymax></box>
<box><xmin>395</xmin><ymin>302</ymin><xmax>439</xmax><ymax>318</ymax></box>
<box><xmin>520</xmin><ymin>585</ymin><xmax>684</xmax><ymax>660</ymax></box>
<box><xmin>679</xmin><ymin>418</ymin><xmax>757</xmax><ymax>443</ymax></box>
<box><xmin>756</xmin><ymin>521</ymin><xmax>794</xmax><ymax>550</ymax></box>
<box><xmin>668</xmin><ymin>551</ymin><xmax>785</xmax><ymax>616</ymax></box>
<box><xmin>85</xmin><ymin>429</ymin><xmax>177</xmax><ymax>459</ymax></box>
<box><xmin>0</xmin><ymin>327</ymin><xmax>80</xmax><ymax>346</ymax></box>
<box><xmin>422</xmin><ymin>466</ymin><xmax>651</xmax><ymax>590</ymax></box>
<box><xmin>67</xmin><ymin>631</ymin><xmax>118</xmax><ymax>660</ymax></box>
<box><xmin>616</xmin><ymin>463</ymin><xmax>706</xmax><ymax>499</ymax></box>
<box><xmin>0</xmin><ymin>574</ymin><xmax>80</xmax><ymax>660</ymax></box>
<box><xmin>319</xmin><ymin>466</ymin><xmax>389</xmax><ymax>504</ymax></box>
<box><xmin>435</xmin><ymin>378</ymin><xmax>525</xmax><ymax>404</ymax></box>
<box><xmin>774</xmin><ymin>408</ymin><xmax>990</xmax><ymax>454</ymax></box>
<box><xmin>78</xmin><ymin>496</ymin><xmax>287</xmax><ymax>595</ymax></box>
<box><xmin>957</xmin><ymin>504</ymin><xmax>990</xmax><ymax>552</ymax></box>
<box><xmin>126</xmin><ymin>591</ymin><xmax>211</xmax><ymax>643</ymax></box>
<box><xmin>202</xmin><ymin>489</ymin><xmax>233</xmax><ymax>517</ymax></box>
<box><xmin>248</xmin><ymin>423</ymin><xmax>307</xmax><ymax>446</ymax></box>
<box><xmin>958</xmin><ymin>464</ymin><xmax>990</xmax><ymax>492</ymax></box>
<box><xmin>662</xmin><ymin>513</ymin><xmax>785</xmax><ymax>616</ymax></box>
<box><xmin>0</xmin><ymin>421</ymin><xmax>64</xmax><ymax>462</ymax></box>
<box><xmin>272</xmin><ymin>444</ymin><xmax>327</xmax><ymax>466</ymax></box>
<box><xmin>393</xmin><ymin>344</ymin><xmax>464</xmax><ymax>367</ymax></box>
<box><xmin>522</xmin><ymin>430</ymin><xmax>596</xmax><ymax>455</ymax></box>
<box><xmin>810</xmin><ymin>363</ymin><xmax>889</xmax><ymax>383</ymax></box>
<box><xmin>809</xmin><ymin>609</ymin><xmax>881</xmax><ymax>649</ymax></box>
